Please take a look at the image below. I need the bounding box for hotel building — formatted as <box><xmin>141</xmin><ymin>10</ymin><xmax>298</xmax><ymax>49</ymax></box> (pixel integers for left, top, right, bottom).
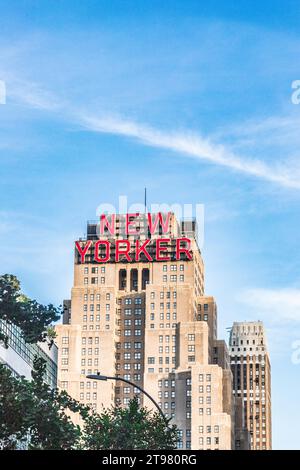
<box><xmin>55</xmin><ymin>213</ymin><xmax>233</xmax><ymax>450</ymax></box>
<box><xmin>229</xmin><ymin>321</ymin><xmax>271</xmax><ymax>450</ymax></box>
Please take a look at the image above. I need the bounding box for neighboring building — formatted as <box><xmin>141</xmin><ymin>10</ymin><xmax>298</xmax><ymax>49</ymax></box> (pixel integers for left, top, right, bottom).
<box><xmin>0</xmin><ymin>320</ymin><xmax>58</xmax><ymax>388</ymax></box>
<box><xmin>229</xmin><ymin>321</ymin><xmax>271</xmax><ymax>450</ymax></box>
<box><xmin>55</xmin><ymin>212</ymin><xmax>233</xmax><ymax>449</ymax></box>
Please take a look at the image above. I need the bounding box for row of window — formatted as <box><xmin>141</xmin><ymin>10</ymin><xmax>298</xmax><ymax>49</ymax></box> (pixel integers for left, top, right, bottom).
<box><xmin>198</xmin><ymin>437</ymin><xmax>219</xmax><ymax>446</ymax></box>
<box><xmin>158</xmin><ymin>379</ymin><xmax>176</xmax><ymax>388</ymax></box>
<box><xmin>117</xmin><ymin>352</ymin><xmax>142</xmax><ymax>360</ymax></box>
<box><xmin>84</xmin><ymin>277</ymin><xmax>106</xmax><ymax>285</ymax></box>
<box><xmin>116</xmin><ymin>341</ymin><xmax>142</xmax><ymax>349</ymax></box>
<box><xmin>199</xmin><ymin>425</ymin><xmax>219</xmax><ymax>433</ymax></box>
<box><xmin>84</xmin><ymin>266</ymin><xmax>106</xmax><ymax>274</ymax></box>
<box><xmin>158</xmin><ymin>390</ymin><xmax>176</xmax><ymax>398</ymax></box>
<box><xmin>82</xmin><ymin>324</ymin><xmax>110</xmax><ymax>330</ymax></box>
<box><xmin>80</xmin><ymin>392</ymin><xmax>98</xmax><ymax>400</ymax></box>
<box><xmin>84</xmin><ymin>293</ymin><xmax>111</xmax><ymax>301</ymax></box>
<box><xmin>124</xmin><ymin>329</ymin><xmax>142</xmax><ymax>336</ymax></box>
<box><xmin>124</xmin><ymin>308</ymin><xmax>143</xmax><ymax>315</ymax></box>
<box><xmin>150</xmin><ymin>313</ymin><xmax>177</xmax><ymax>322</ymax></box>
<box><xmin>158</xmin><ymin>346</ymin><xmax>176</xmax><ymax>353</ymax></box>
<box><xmin>148</xmin><ymin>357</ymin><xmax>176</xmax><ymax>364</ymax></box>
<box><xmin>150</xmin><ymin>291</ymin><xmax>177</xmax><ymax>299</ymax></box>
<box><xmin>159</xmin><ymin>335</ymin><xmax>176</xmax><ymax>343</ymax></box>
<box><xmin>198</xmin><ymin>396</ymin><xmax>212</xmax><ymax>404</ymax></box>
<box><xmin>81</xmin><ymin>348</ymin><xmax>100</xmax><ymax>355</ymax></box>
<box><xmin>117</xmin><ymin>363</ymin><xmax>142</xmax><ymax>370</ymax></box>
<box><xmin>80</xmin><ymin>382</ymin><xmax>97</xmax><ymax>389</ymax></box>
<box><xmin>81</xmin><ymin>359</ymin><xmax>99</xmax><ymax>366</ymax></box>
<box><xmin>162</xmin><ymin>264</ymin><xmax>185</xmax><ymax>272</ymax></box>
<box><xmin>83</xmin><ymin>304</ymin><xmax>110</xmax><ymax>311</ymax></box>
<box><xmin>150</xmin><ymin>302</ymin><xmax>177</xmax><ymax>310</ymax></box>
<box><xmin>123</xmin><ymin>298</ymin><xmax>143</xmax><ymax>305</ymax></box>
<box><xmin>82</xmin><ymin>337</ymin><xmax>99</xmax><ymax>345</ymax></box>
<box><xmin>158</xmin><ymin>401</ymin><xmax>176</xmax><ymax>410</ymax></box>
<box><xmin>148</xmin><ymin>367</ymin><xmax>175</xmax><ymax>374</ymax></box>
<box><xmin>162</xmin><ymin>275</ymin><xmax>185</xmax><ymax>282</ymax></box>
<box><xmin>83</xmin><ymin>314</ymin><xmax>110</xmax><ymax>322</ymax></box>
<box><xmin>150</xmin><ymin>323</ymin><xmax>177</xmax><ymax>329</ymax></box>
<box><xmin>124</xmin><ymin>319</ymin><xmax>143</xmax><ymax>326</ymax></box>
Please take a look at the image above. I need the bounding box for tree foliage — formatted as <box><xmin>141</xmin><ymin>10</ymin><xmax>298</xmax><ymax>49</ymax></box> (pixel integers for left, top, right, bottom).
<box><xmin>81</xmin><ymin>397</ymin><xmax>178</xmax><ymax>450</ymax></box>
<box><xmin>0</xmin><ymin>357</ymin><xmax>90</xmax><ymax>450</ymax></box>
<box><xmin>0</xmin><ymin>274</ymin><xmax>178</xmax><ymax>450</ymax></box>
<box><xmin>0</xmin><ymin>274</ymin><xmax>61</xmax><ymax>347</ymax></box>
<box><xmin>0</xmin><ymin>360</ymin><xmax>178</xmax><ymax>450</ymax></box>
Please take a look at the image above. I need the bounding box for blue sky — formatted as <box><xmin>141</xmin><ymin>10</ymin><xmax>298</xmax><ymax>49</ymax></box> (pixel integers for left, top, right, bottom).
<box><xmin>1</xmin><ymin>0</ymin><xmax>300</xmax><ymax>449</ymax></box>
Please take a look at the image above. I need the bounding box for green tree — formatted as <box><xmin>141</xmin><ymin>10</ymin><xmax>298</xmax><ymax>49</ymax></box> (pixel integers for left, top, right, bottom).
<box><xmin>0</xmin><ymin>274</ymin><xmax>61</xmax><ymax>347</ymax></box>
<box><xmin>81</xmin><ymin>396</ymin><xmax>178</xmax><ymax>450</ymax></box>
<box><xmin>0</xmin><ymin>273</ymin><xmax>178</xmax><ymax>450</ymax></box>
<box><xmin>0</xmin><ymin>357</ymin><xmax>89</xmax><ymax>450</ymax></box>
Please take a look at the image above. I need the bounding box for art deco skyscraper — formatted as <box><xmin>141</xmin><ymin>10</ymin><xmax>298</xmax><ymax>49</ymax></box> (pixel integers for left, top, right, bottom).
<box><xmin>229</xmin><ymin>321</ymin><xmax>271</xmax><ymax>450</ymax></box>
<box><xmin>55</xmin><ymin>212</ymin><xmax>233</xmax><ymax>450</ymax></box>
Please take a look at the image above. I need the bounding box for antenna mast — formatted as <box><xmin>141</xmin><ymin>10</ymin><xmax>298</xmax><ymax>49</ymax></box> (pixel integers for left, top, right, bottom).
<box><xmin>144</xmin><ymin>187</ymin><xmax>147</xmax><ymax>213</ymax></box>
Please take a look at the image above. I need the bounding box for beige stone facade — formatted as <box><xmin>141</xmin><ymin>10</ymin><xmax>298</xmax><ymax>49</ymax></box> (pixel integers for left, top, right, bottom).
<box><xmin>229</xmin><ymin>321</ymin><xmax>271</xmax><ymax>450</ymax></box>
<box><xmin>55</xmin><ymin>213</ymin><xmax>233</xmax><ymax>449</ymax></box>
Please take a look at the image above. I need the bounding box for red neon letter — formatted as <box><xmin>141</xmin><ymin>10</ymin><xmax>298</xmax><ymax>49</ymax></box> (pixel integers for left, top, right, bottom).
<box><xmin>176</xmin><ymin>237</ymin><xmax>192</xmax><ymax>260</ymax></box>
<box><xmin>100</xmin><ymin>214</ymin><xmax>115</xmax><ymax>235</ymax></box>
<box><xmin>126</xmin><ymin>213</ymin><xmax>139</xmax><ymax>235</ymax></box>
<box><xmin>94</xmin><ymin>240</ymin><xmax>110</xmax><ymax>262</ymax></box>
<box><xmin>135</xmin><ymin>239</ymin><xmax>152</xmax><ymax>261</ymax></box>
<box><xmin>75</xmin><ymin>241</ymin><xmax>92</xmax><ymax>263</ymax></box>
<box><xmin>147</xmin><ymin>212</ymin><xmax>171</xmax><ymax>235</ymax></box>
<box><xmin>156</xmin><ymin>238</ymin><xmax>170</xmax><ymax>261</ymax></box>
<box><xmin>116</xmin><ymin>240</ymin><xmax>132</xmax><ymax>262</ymax></box>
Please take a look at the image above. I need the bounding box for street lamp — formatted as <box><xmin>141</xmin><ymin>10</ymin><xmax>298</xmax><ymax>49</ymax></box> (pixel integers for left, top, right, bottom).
<box><xmin>86</xmin><ymin>372</ymin><xmax>169</xmax><ymax>427</ymax></box>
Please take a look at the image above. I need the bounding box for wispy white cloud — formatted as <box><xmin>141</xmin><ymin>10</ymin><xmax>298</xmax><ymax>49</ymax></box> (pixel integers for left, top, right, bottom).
<box><xmin>9</xmin><ymin>79</ymin><xmax>63</xmax><ymax>111</ymax></box>
<box><xmin>4</xmin><ymin>76</ymin><xmax>300</xmax><ymax>190</ymax></box>
<box><xmin>79</xmin><ymin>113</ymin><xmax>300</xmax><ymax>189</ymax></box>
<box><xmin>238</xmin><ymin>287</ymin><xmax>300</xmax><ymax>323</ymax></box>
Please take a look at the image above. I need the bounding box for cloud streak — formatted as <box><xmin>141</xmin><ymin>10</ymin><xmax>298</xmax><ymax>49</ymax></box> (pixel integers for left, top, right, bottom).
<box><xmin>79</xmin><ymin>114</ymin><xmax>300</xmax><ymax>189</ymax></box>
<box><xmin>6</xmin><ymin>78</ymin><xmax>300</xmax><ymax>190</ymax></box>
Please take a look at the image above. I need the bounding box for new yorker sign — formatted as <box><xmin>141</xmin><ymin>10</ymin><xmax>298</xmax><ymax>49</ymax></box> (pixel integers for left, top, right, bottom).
<box><xmin>75</xmin><ymin>212</ymin><xmax>193</xmax><ymax>263</ymax></box>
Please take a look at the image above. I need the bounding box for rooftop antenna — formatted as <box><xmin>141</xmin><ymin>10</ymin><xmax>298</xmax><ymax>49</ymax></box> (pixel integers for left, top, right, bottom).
<box><xmin>144</xmin><ymin>187</ymin><xmax>147</xmax><ymax>213</ymax></box>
